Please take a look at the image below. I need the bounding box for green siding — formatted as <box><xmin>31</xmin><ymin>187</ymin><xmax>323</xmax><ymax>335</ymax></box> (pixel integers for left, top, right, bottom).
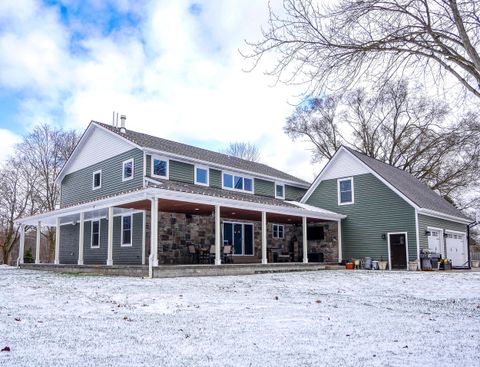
<box><xmin>254</xmin><ymin>178</ymin><xmax>275</xmax><ymax>197</ymax></box>
<box><xmin>169</xmin><ymin>160</ymin><xmax>194</xmax><ymax>183</ymax></box>
<box><xmin>61</xmin><ymin>148</ymin><xmax>144</xmax><ymax>208</ymax></box>
<box><xmin>210</xmin><ymin>169</ymin><xmax>222</xmax><ymax>188</ymax></box>
<box><xmin>418</xmin><ymin>214</ymin><xmax>467</xmax><ymax>250</ymax></box>
<box><xmin>285</xmin><ymin>185</ymin><xmax>307</xmax><ymax>201</ymax></box>
<box><xmin>306</xmin><ymin>173</ymin><xmax>417</xmax><ymax>262</ymax></box>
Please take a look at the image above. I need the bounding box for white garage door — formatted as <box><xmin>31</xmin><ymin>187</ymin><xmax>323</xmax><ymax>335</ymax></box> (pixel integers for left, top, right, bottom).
<box><xmin>446</xmin><ymin>232</ymin><xmax>468</xmax><ymax>267</ymax></box>
<box><xmin>427</xmin><ymin>229</ymin><xmax>443</xmax><ymax>255</ymax></box>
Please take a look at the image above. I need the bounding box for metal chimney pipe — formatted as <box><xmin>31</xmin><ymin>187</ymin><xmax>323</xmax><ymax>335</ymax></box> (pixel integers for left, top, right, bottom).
<box><xmin>120</xmin><ymin>115</ymin><xmax>126</xmax><ymax>133</ymax></box>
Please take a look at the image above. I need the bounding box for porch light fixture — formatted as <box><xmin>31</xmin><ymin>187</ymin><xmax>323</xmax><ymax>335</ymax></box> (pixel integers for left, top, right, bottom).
<box><xmin>194</xmin><ymin>208</ymin><xmax>199</xmax><ymax>211</ymax></box>
<box><xmin>425</xmin><ymin>230</ymin><xmax>431</xmax><ymax>236</ymax></box>
<box><xmin>231</xmin><ymin>212</ymin><xmax>236</xmax><ymax>215</ymax></box>
<box><xmin>381</xmin><ymin>234</ymin><xmax>386</xmax><ymax>240</ymax></box>
<box><xmin>443</xmin><ymin>232</ymin><xmax>448</xmax><ymax>238</ymax></box>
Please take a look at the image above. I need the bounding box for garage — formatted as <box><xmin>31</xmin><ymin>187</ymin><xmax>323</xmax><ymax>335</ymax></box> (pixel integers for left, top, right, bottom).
<box><xmin>445</xmin><ymin>231</ymin><xmax>468</xmax><ymax>267</ymax></box>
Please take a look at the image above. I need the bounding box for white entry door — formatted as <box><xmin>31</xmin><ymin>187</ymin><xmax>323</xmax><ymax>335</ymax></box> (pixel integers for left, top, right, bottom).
<box><xmin>427</xmin><ymin>229</ymin><xmax>442</xmax><ymax>255</ymax></box>
<box><xmin>445</xmin><ymin>232</ymin><xmax>468</xmax><ymax>267</ymax></box>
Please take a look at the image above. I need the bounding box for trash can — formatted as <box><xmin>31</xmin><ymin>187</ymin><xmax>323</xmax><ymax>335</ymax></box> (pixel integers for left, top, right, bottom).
<box><xmin>363</xmin><ymin>257</ymin><xmax>372</xmax><ymax>269</ymax></box>
<box><xmin>371</xmin><ymin>260</ymin><xmax>379</xmax><ymax>270</ymax></box>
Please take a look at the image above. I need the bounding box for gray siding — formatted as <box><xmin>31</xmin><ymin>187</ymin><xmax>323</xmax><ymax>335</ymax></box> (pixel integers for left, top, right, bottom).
<box><xmin>146</xmin><ymin>154</ymin><xmax>151</xmax><ymax>176</ymax></box>
<box><xmin>169</xmin><ymin>160</ymin><xmax>194</xmax><ymax>183</ymax></box>
<box><xmin>59</xmin><ymin>224</ymin><xmax>79</xmax><ymax>264</ymax></box>
<box><xmin>306</xmin><ymin>173</ymin><xmax>417</xmax><ymax>261</ymax></box>
<box><xmin>61</xmin><ymin>148</ymin><xmax>144</xmax><ymax>207</ymax></box>
<box><xmin>113</xmin><ymin>213</ymin><xmax>144</xmax><ymax>265</ymax></box>
<box><xmin>418</xmin><ymin>214</ymin><xmax>467</xmax><ymax>250</ymax></box>
<box><xmin>285</xmin><ymin>185</ymin><xmax>307</xmax><ymax>201</ymax></box>
<box><xmin>254</xmin><ymin>178</ymin><xmax>275</xmax><ymax>197</ymax></box>
<box><xmin>210</xmin><ymin>169</ymin><xmax>222</xmax><ymax>188</ymax></box>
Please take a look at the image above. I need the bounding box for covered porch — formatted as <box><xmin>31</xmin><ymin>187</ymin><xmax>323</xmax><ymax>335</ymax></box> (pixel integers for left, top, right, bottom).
<box><xmin>16</xmin><ymin>187</ymin><xmax>345</xmax><ymax>270</ymax></box>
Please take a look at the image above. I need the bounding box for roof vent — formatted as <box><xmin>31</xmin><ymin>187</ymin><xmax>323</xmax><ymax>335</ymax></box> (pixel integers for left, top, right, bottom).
<box><xmin>120</xmin><ymin>115</ymin><xmax>126</xmax><ymax>133</ymax></box>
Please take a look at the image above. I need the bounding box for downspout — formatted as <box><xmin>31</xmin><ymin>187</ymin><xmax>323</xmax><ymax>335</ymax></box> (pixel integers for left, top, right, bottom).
<box><xmin>467</xmin><ymin>220</ymin><xmax>479</xmax><ymax>269</ymax></box>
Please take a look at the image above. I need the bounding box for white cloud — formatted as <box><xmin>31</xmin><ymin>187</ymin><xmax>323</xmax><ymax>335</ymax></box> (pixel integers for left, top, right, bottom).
<box><xmin>0</xmin><ymin>0</ymin><xmax>323</xmax><ymax>181</ymax></box>
<box><xmin>0</xmin><ymin>129</ymin><xmax>21</xmax><ymax>162</ymax></box>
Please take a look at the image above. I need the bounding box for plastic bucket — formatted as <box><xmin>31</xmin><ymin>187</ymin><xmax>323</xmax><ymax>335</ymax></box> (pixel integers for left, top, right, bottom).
<box><xmin>345</xmin><ymin>262</ymin><xmax>354</xmax><ymax>270</ymax></box>
<box><xmin>363</xmin><ymin>257</ymin><xmax>372</xmax><ymax>269</ymax></box>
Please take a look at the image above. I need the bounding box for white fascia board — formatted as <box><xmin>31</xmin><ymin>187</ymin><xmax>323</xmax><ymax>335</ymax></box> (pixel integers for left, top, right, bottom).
<box><xmin>417</xmin><ymin>208</ymin><xmax>472</xmax><ymax>225</ymax></box>
<box><xmin>143</xmin><ymin>148</ymin><xmax>310</xmax><ymax>189</ymax></box>
<box><xmin>300</xmin><ymin>147</ymin><xmax>346</xmax><ymax>203</ymax></box>
<box><xmin>286</xmin><ymin>201</ymin><xmax>347</xmax><ymax>219</ymax></box>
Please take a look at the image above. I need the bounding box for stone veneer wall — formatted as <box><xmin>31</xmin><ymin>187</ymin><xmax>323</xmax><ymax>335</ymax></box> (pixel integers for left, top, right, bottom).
<box><xmin>149</xmin><ymin>212</ymin><xmax>339</xmax><ymax>264</ymax></box>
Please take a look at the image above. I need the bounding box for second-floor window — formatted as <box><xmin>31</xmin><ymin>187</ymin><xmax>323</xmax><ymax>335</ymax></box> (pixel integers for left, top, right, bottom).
<box><xmin>122</xmin><ymin>159</ymin><xmax>134</xmax><ymax>181</ymax></box>
<box><xmin>92</xmin><ymin>170</ymin><xmax>102</xmax><ymax>190</ymax></box>
<box><xmin>222</xmin><ymin>172</ymin><xmax>253</xmax><ymax>193</ymax></box>
<box><xmin>338</xmin><ymin>177</ymin><xmax>354</xmax><ymax>205</ymax></box>
<box><xmin>195</xmin><ymin>166</ymin><xmax>208</xmax><ymax>186</ymax></box>
<box><xmin>152</xmin><ymin>156</ymin><xmax>168</xmax><ymax>179</ymax></box>
<box><xmin>275</xmin><ymin>183</ymin><xmax>285</xmax><ymax>199</ymax></box>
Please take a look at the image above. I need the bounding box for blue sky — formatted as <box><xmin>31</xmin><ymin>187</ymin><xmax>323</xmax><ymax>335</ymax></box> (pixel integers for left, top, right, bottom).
<box><xmin>0</xmin><ymin>0</ymin><xmax>318</xmax><ymax>180</ymax></box>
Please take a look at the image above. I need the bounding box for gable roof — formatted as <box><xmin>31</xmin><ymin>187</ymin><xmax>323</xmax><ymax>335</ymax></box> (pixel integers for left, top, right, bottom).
<box><xmin>302</xmin><ymin>146</ymin><xmax>471</xmax><ymax>222</ymax></box>
<box><xmin>93</xmin><ymin>121</ymin><xmax>309</xmax><ymax>187</ymax></box>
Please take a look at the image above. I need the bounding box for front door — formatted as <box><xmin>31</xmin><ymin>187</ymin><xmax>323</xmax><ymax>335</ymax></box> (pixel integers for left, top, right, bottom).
<box><xmin>223</xmin><ymin>222</ymin><xmax>254</xmax><ymax>256</ymax></box>
<box><xmin>389</xmin><ymin>233</ymin><xmax>407</xmax><ymax>269</ymax></box>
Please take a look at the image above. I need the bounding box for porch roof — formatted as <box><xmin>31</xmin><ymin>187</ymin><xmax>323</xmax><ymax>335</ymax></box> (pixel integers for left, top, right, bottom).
<box><xmin>17</xmin><ymin>184</ymin><xmax>346</xmax><ymax>226</ymax></box>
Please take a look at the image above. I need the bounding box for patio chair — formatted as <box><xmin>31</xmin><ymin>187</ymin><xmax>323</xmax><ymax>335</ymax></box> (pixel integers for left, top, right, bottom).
<box><xmin>187</xmin><ymin>244</ymin><xmax>197</xmax><ymax>264</ymax></box>
<box><xmin>223</xmin><ymin>245</ymin><xmax>233</xmax><ymax>264</ymax></box>
<box><xmin>208</xmin><ymin>245</ymin><xmax>216</xmax><ymax>264</ymax></box>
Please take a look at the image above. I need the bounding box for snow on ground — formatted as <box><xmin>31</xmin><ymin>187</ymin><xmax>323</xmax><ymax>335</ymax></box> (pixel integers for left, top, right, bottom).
<box><xmin>0</xmin><ymin>267</ymin><xmax>479</xmax><ymax>367</ymax></box>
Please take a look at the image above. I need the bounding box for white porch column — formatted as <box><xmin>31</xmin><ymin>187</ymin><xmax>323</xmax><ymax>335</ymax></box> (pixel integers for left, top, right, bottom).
<box><xmin>261</xmin><ymin>211</ymin><xmax>267</xmax><ymax>264</ymax></box>
<box><xmin>302</xmin><ymin>216</ymin><xmax>308</xmax><ymax>263</ymax></box>
<box><xmin>214</xmin><ymin>205</ymin><xmax>221</xmax><ymax>265</ymax></box>
<box><xmin>78</xmin><ymin>212</ymin><xmax>84</xmax><ymax>265</ymax></box>
<box><xmin>337</xmin><ymin>219</ymin><xmax>342</xmax><ymax>263</ymax></box>
<box><xmin>107</xmin><ymin>207</ymin><xmax>114</xmax><ymax>266</ymax></box>
<box><xmin>54</xmin><ymin>217</ymin><xmax>60</xmax><ymax>264</ymax></box>
<box><xmin>35</xmin><ymin>221</ymin><xmax>41</xmax><ymax>264</ymax></box>
<box><xmin>18</xmin><ymin>224</ymin><xmax>25</xmax><ymax>265</ymax></box>
<box><xmin>150</xmin><ymin>198</ymin><xmax>159</xmax><ymax>267</ymax></box>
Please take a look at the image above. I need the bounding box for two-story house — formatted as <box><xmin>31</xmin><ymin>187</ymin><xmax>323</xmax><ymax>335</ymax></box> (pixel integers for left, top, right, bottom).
<box><xmin>16</xmin><ymin>119</ymin><xmax>472</xmax><ymax>270</ymax></box>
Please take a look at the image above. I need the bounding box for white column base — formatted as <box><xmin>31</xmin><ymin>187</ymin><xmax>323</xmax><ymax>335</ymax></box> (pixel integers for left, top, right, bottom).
<box><xmin>215</xmin><ymin>258</ymin><xmax>222</xmax><ymax>266</ymax></box>
<box><xmin>54</xmin><ymin>259</ymin><xmax>60</xmax><ymax>265</ymax></box>
<box><xmin>35</xmin><ymin>260</ymin><xmax>41</xmax><ymax>265</ymax></box>
<box><xmin>77</xmin><ymin>260</ymin><xmax>84</xmax><ymax>265</ymax></box>
<box><xmin>262</xmin><ymin>259</ymin><xmax>267</xmax><ymax>265</ymax></box>
<box><xmin>152</xmin><ymin>259</ymin><xmax>159</xmax><ymax>267</ymax></box>
<box><xmin>106</xmin><ymin>259</ymin><xmax>113</xmax><ymax>266</ymax></box>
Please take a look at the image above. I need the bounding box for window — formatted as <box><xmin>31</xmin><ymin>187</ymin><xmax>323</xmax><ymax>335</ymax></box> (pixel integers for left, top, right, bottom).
<box><xmin>338</xmin><ymin>177</ymin><xmax>354</xmax><ymax>205</ymax></box>
<box><xmin>152</xmin><ymin>156</ymin><xmax>168</xmax><ymax>178</ymax></box>
<box><xmin>121</xmin><ymin>215</ymin><xmax>132</xmax><ymax>246</ymax></box>
<box><xmin>275</xmin><ymin>183</ymin><xmax>285</xmax><ymax>199</ymax></box>
<box><xmin>273</xmin><ymin>224</ymin><xmax>284</xmax><ymax>239</ymax></box>
<box><xmin>92</xmin><ymin>170</ymin><xmax>102</xmax><ymax>190</ymax></box>
<box><xmin>222</xmin><ymin>172</ymin><xmax>253</xmax><ymax>193</ymax></box>
<box><xmin>195</xmin><ymin>166</ymin><xmax>209</xmax><ymax>186</ymax></box>
<box><xmin>91</xmin><ymin>220</ymin><xmax>100</xmax><ymax>248</ymax></box>
<box><xmin>122</xmin><ymin>159</ymin><xmax>134</xmax><ymax>181</ymax></box>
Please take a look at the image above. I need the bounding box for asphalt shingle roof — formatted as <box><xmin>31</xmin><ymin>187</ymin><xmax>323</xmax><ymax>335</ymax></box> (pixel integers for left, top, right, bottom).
<box><xmin>94</xmin><ymin>121</ymin><xmax>309</xmax><ymax>186</ymax></box>
<box><xmin>345</xmin><ymin>147</ymin><xmax>471</xmax><ymax>221</ymax></box>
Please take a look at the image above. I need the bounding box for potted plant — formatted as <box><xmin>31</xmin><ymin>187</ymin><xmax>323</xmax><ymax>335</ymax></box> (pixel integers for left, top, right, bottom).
<box><xmin>409</xmin><ymin>260</ymin><xmax>419</xmax><ymax>271</ymax></box>
<box><xmin>378</xmin><ymin>257</ymin><xmax>388</xmax><ymax>270</ymax></box>
<box><xmin>471</xmin><ymin>260</ymin><xmax>480</xmax><ymax>268</ymax></box>
<box><xmin>439</xmin><ymin>259</ymin><xmax>452</xmax><ymax>270</ymax></box>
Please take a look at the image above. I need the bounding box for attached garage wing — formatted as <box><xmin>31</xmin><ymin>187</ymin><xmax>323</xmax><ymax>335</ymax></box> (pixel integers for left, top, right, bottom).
<box><xmin>445</xmin><ymin>231</ymin><xmax>468</xmax><ymax>268</ymax></box>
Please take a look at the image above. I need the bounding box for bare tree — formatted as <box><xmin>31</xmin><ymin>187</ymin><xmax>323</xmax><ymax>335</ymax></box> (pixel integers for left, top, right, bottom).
<box><xmin>286</xmin><ymin>80</ymin><xmax>480</xmax><ymax>207</ymax></box>
<box><xmin>222</xmin><ymin>142</ymin><xmax>261</xmax><ymax>162</ymax></box>
<box><xmin>0</xmin><ymin>161</ymin><xmax>34</xmax><ymax>264</ymax></box>
<box><xmin>245</xmin><ymin>0</ymin><xmax>480</xmax><ymax>99</ymax></box>
<box><xmin>15</xmin><ymin>124</ymin><xmax>79</xmax><ymax>261</ymax></box>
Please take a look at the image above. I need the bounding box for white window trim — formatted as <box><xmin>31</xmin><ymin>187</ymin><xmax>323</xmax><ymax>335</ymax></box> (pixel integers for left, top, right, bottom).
<box><xmin>275</xmin><ymin>182</ymin><xmax>285</xmax><ymax>199</ymax></box>
<box><xmin>222</xmin><ymin>171</ymin><xmax>254</xmax><ymax>194</ymax></box>
<box><xmin>90</xmin><ymin>219</ymin><xmax>101</xmax><ymax>249</ymax></box>
<box><xmin>151</xmin><ymin>155</ymin><xmax>169</xmax><ymax>179</ymax></box>
<box><xmin>122</xmin><ymin>158</ymin><xmax>134</xmax><ymax>182</ymax></box>
<box><xmin>120</xmin><ymin>214</ymin><xmax>133</xmax><ymax>247</ymax></box>
<box><xmin>272</xmin><ymin>224</ymin><xmax>285</xmax><ymax>239</ymax></box>
<box><xmin>223</xmin><ymin>221</ymin><xmax>255</xmax><ymax>256</ymax></box>
<box><xmin>92</xmin><ymin>170</ymin><xmax>102</xmax><ymax>190</ymax></box>
<box><xmin>337</xmin><ymin>177</ymin><xmax>354</xmax><ymax>205</ymax></box>
<box><xmin>194</xmin><ymin>165</ymin><xmax>209</xmax><ymax>186</ymax></box>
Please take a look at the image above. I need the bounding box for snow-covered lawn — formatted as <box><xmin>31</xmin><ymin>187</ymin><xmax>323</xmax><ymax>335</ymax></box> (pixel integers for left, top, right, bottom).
<box><xmin>0</xmin><ymin>266</ymin><xmax>479</xmax><ymax>367</ymax></box>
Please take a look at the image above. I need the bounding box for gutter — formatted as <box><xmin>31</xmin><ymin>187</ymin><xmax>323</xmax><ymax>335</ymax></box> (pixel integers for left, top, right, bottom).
<box><xmin>467</xmin><ymin>220</ymin><xmax>479</xmax><ymax>269</ymax></box>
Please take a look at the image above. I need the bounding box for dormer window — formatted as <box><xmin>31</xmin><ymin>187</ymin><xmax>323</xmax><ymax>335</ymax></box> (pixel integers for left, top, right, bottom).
<box><xmin>195</xmin><ymin>166</ymin><xmax>209</xmax><ymax>186</ymax></box>
<box><xmin>338</xmin><ymin>177</ymin><xmax>354</xmax><ymax>205</ymax></box>
<box><xmin>152</xmin><ymin>156</ymin><xmax>169</xmax><ymax>179</ymax></box>
<box><xmin>275</xmin><ymin>183</ymin><xmax>285</xmax><ymax>199</ymax></box>
<box><xmin>92</xmin><ymin>170</ymin><xmax>102</xmax><ymax>190</ymax></box>
<box><xmin>222</xmin><ymin>172</ymin><xmax>253</xmax><ymax>193</ymax></box>
<box><xmin>122</xmin><ymin>158</ymin><xmax>134</xmax><ymax>181</ymax></box>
